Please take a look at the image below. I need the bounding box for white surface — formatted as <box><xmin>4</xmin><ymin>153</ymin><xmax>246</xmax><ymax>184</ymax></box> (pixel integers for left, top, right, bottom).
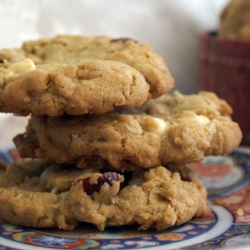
<box><xmin>0</xmin><ymin>0</ymin><xmax>229</xmax><ymax>142</ymax></box>
<box><xmin>0</xmin><ymin>0</ymin><xmax>228</xmax><ymax>93</ymax></box>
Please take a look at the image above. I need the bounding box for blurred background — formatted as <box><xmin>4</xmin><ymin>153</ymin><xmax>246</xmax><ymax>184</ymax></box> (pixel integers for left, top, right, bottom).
<box><xmin>0</xmin><ymin>0</ymin><xmax>229</xmax><ymax>142</ymax></box>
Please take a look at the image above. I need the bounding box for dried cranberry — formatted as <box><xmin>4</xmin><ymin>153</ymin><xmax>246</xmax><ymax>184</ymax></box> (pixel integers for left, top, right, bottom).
<box><xmin>75</xmin><ymin>172</ymin><xmax>119</xmax><ymax>195</ymax></box>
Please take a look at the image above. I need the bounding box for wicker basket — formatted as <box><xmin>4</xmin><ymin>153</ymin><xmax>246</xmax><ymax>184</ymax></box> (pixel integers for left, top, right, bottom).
<box><xmin>198</xmin><ymin>31</ymin><xmax>250</xmax><ymax>146</ymax></box>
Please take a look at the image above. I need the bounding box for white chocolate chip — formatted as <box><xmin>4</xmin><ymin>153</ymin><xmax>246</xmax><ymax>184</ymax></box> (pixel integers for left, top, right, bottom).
<box><xmin>194</xmin><ymin>115</ymin><xmax>210</xmax><ymax>125</ymax></box>
<box><xmin>150</xmin><ymin>117</ymin><xmax>168</xmax><ymax>136</ymax></box>
<box><xmin>5</xmin><ymin>58</ymin><xmax>36</xmax><ymax>78</ymax></box>
<box><xmin>138</xmin><ymin>116</ymin><xmax>168</xmax><ymax>136</ymax></box>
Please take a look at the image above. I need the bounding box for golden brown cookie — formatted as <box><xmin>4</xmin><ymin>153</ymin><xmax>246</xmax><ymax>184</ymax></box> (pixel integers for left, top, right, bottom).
<box><xmin>219</xmin><ymin>0</ymin><xmax>250</xmax><ymax>39</ymax></box>
<box><xmin>13</xmin><ymin>91</ymin><xmax>242</xmax><ymax>171</ymax></box>
<box><xmin>0</xmin><ymin>159</ymin><xmax>211</xmax><ymax>231</ymax></box>
<box><xmin>0</xmin><ymin>35</ymin><xmax>174</xmax><ymax>116</ymax></box>
<box><xmin>138</xmin><ymin>90</ymin><xmax>233</xmax><ymax>118</ymax></box>
<box><xmin>0</xmin><ymin>58</ymin><xmax>150</xmax><ymax>116</ymax></box>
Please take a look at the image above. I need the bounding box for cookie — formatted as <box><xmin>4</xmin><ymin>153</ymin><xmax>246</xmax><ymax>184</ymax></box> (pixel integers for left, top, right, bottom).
<box><xmin>0</xmin><ymin>58</ymin><xmax>150</xmax><ymax>116</ymax></box>
<box><xmin>219</xmin><ymin>0</ymin><xmax>250</xmax><ymax>39</ymax></box>
<box><xmin>138</xmin><ymin>90</ymin><xmax>233</xmax><ymax>118</ymax></box>
<box><xmin>0</xmin><ymin>35</ymin><xmax>174</xmax><ymax>116</ymax></box>
<box><xmin>0</xmin><ymin>159</ymin><xmax>211</xmax><ymax>230</ymax></box>
<box><xmin>13</xmin><ymin>91</ymin><xmax>242</xmax><ymax>171</ymax></box>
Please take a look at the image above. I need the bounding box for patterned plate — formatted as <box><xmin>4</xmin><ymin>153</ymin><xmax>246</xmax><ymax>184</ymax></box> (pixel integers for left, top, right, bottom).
<box><xmin>0</xmin><ymin>143</ymin><xmax>250</xmax><ymax>250</ymax></box>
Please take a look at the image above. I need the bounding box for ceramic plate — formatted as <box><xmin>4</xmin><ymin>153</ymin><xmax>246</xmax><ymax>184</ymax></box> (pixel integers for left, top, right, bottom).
<box><xmin>0</xmin><ymin>143</ymin><xmax>250</xmax><ymax>250</ymax></box>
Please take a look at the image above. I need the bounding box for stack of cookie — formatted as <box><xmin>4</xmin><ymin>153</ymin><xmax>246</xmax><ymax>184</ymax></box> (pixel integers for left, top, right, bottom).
<box><xmin>0</xmin><ymin>35</ymin><xmax>242</xmax><ymax>231</ymax></box>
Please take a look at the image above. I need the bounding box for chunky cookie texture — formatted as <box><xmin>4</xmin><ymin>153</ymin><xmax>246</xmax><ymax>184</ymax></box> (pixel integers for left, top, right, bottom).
<box><xmin>0</xmin><ymin>35</ymin><xmax>174</xmax><ymax>116</ymax></box>
<box><xmin>13</xmin><ymin>92</ymin><xmax>242</xmax><ymax>171</ymax></box>
<box><xmin>0</xmin><ymin>160</ymin><xmax>211</xmax><ymax>231</ymax></box>
<box><xmin>0</xmin><ymin>58</ymin><xmax>150</xmax><ymax>116</ymax></box>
